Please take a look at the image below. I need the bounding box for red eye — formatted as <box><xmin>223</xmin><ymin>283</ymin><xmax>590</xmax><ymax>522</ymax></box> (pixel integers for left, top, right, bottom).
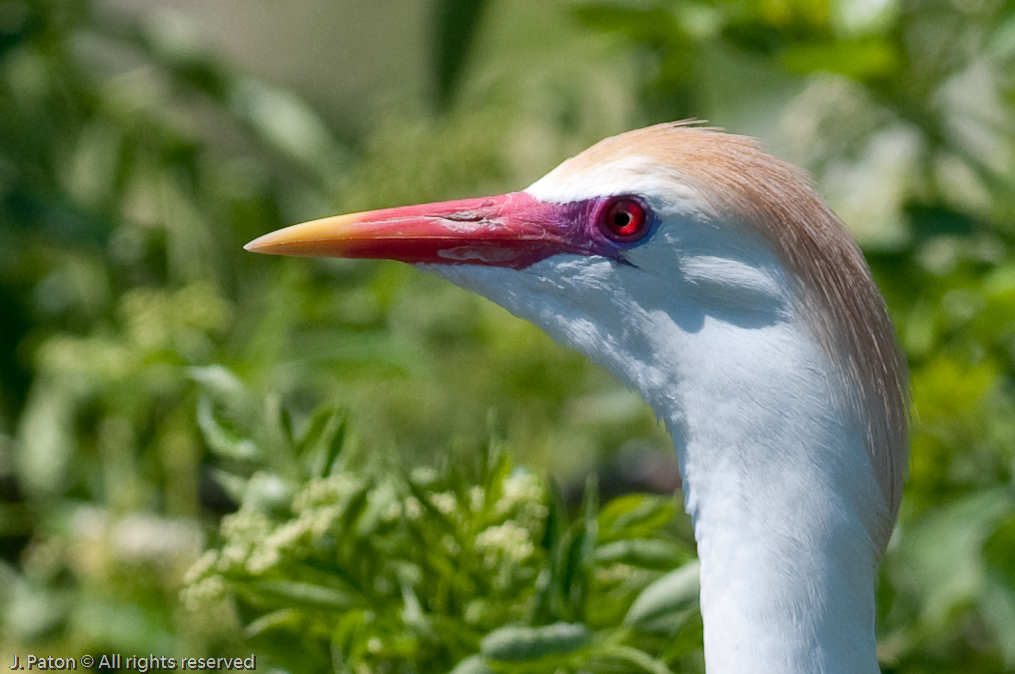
<box><xmin>600</xmin><ymin>197</ymin><xmax>649</xmax><ymax>242</ymax></box>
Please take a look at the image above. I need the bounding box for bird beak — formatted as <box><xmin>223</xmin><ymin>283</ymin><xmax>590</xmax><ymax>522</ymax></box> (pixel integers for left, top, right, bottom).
<box><xmin>244</xmin><ymin>192</ymin><xmax>580</xmax><ymax>269</ymax></box>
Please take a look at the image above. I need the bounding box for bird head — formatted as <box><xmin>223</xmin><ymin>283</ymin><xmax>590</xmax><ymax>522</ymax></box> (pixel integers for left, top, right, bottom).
<box><xmin>246</xmin><ymin>122</ymin><xmax>908</xmax><ymax>547</ymax></box>
<box><xmin>245</xmin><ymin>125</ymin><xmax>796</xmax><ymax>369</ymax></box>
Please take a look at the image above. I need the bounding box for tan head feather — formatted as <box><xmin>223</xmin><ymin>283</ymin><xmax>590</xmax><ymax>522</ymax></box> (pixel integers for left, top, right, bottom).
<box><xmin>558</xmin><ymin>123</ymin><xmax>909</xmax><ymax>547</ymax></box>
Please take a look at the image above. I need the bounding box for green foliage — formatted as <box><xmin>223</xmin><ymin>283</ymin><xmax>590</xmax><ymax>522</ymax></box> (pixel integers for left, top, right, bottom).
<box><xmin>2</xmin><ymin>0</ymin><xmax>1015</xmax><ymax>671</ymax></box>
<box><xmin>183</xmin><ymin>370</ymin><xmax>699</xmax><ymax>673</ymax></box>
<box><xmin>433</xmin><ymin>0</ymin><xmax>492</xmax><ymax>110</ymax></box>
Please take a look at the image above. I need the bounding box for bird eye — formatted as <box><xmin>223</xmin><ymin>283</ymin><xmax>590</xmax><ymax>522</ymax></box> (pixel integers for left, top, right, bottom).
<box><xmin>599</xmin><ymin>197</ymin><xmax>649</xmax><ymax>243</ymax></box>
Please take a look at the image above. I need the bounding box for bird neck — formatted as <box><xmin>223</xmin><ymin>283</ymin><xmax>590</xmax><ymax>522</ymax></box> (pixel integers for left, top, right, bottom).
<box><xmin>653</xmin><ymin>316</ymin><xmax>883</xmax><ymax>674</ymax></box>
<box><xmin>425</xmin><ymin>257</ymin><xmax>886</xmax><ymax>673</ymax></box>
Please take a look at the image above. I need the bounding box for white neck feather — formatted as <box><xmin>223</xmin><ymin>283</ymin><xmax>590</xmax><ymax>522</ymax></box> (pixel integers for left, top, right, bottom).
<box><xmin>426</xmin><ymin>244</ymin><xmax>885</xmax><ymax>673</ymax></box>
<box><xmin>669</xmin><ymin>302</ymin><xmax>882</xmax><ymax>674</ymax></box>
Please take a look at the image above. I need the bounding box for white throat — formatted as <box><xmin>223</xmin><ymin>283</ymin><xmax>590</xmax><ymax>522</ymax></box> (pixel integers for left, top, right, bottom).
<box><xmin>669</xmin><ymin>298</ymin><xmax>882</xmax><ymax>674</ymax></box>
<box><xmin>425</xmin><ymin>249</ymin><xmax>886</xmax><ymax>674</ymax></box>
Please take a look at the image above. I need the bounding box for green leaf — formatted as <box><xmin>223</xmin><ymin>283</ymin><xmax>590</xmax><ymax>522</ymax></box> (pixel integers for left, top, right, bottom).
<box><xmin>561</xmin><ymin>476</ymin><xmax>599</xmax><ymax>618</ymax></box>
<box><xmin>188</xmin><ymin>365</ymin><xmax>254</xmax><ymax>413</ymax></box>
<box><xmin>984</xmin><ymin>515</ymin><xmax>1015</xmax><ymax>591</ymax></box>
<box><xmin>337</xmin><ymin>479</ymin><xmax>373</xmax><ymax>536</ymax></box>
<box><xmin>624</xmin><ymin>561</ymin><xmax>700</xmax><ymax>633</ymax></box>
<box><xmin>243</xmin><ymin>472</ymin><xmax>294</xmax><ymax>516</ymax></box>
<box><xmin>196</xmin><ymin>395</ymin><xmax>260</xmax><ymax>461</ymax></box>
<box><xmin>905</xmin><ymin>203</ymin><xmax>979</xmax><ymax>240</ymax></box>
<box><xmin>599</xmin><ymin>644</ymin><xmax>676</xmax><ymax>674</ymax></box>
<box><xmin>267</xmin><ymin>393</ymin><xmax>296</xmax><ymax>449</ymax></box>
<box><xmin>243</xmin><ymin>608</ymin><xmax>304</xmax><ymax>638</ymax></box>
<box><xmin>599</xmin><ymin>494</ymin><xmax>678</xmax><ymax>542</ymax></box>
<box><xmin>572</xmin><ymin>5</ymin><xmax>681</xmax><ymax>43</ymax></box>
<box><xmin>988</xmin><ymin>6</ymin><xmax>1015</xmax><ymax>58</ymax></box>
<box><xmin>14</xmin><ymin>381</ymin><xmax>76</xmax><ymax>497</ymax></box>
<box><xmin>247</xmin><ymin>580</ymin><xmax>355</xmax><ymax>611</ymax></box>
<box><xmin>982</xmin><ymin>514</ymin><xmax>1015</xmax><ymax>666</ymax></box>
<box><xmin>448</xmin><ymin>654</ymin><xmax>493</xmax><ymax>674</ymax></box>
<box><xmin>298</xmin><ymin>407</ymin><xmax>349</xmax><ymax>478</ymax></box>
<box><xmin>355</xmin><ymin>480</ymin><xmax>399</xmax><ymax>538</ymax></box>
<box><xmin>580</xmin><ymin>474</ymin><xmax>600</xmax><ymax>565</ymax></box>
<box><xmin>228</xmin><ymin>77</ymin><xmax>350</xmax><ymax>179</ymax></box>
<box><xmin>891</xmin><ymin>488</ymin><xmax>1013</xmax><ymax>629</ymax></box>
<box><xmin>433</xmin><ymin>0</ymin><xmax>491</xmax><ymax>108</ymax></box>
<box><xmin>531</xmin><ymin>481</ymin><xmax>569</xmax><ymax>623</ymax></box>
<box><xmin>595</xmin><ymin>538</ymin><xmax>688</xmax><ymax>569</ymax></box>
<box><xmin>780</xmin><ymin>38</ymin><xmax>899</xmax><ymax>80</ymax></box>
<box><xmin>331</xmin><ymin>609</ymin><xmax>368</xmax><ymax>670</ymax></box>
<box><xmin>208</xmin><ymin>468</ymin><xmax>247</xmax><ymax>504</ymax></box>
<box><xmin>480</xmin><ymin>622</ymin><xmax>592</xmax><ymax>663</ymax></box>
<box><xmin>481</xmin><ymin>443</ymin><xmax>513</xmax><ymax>516</ymax></box>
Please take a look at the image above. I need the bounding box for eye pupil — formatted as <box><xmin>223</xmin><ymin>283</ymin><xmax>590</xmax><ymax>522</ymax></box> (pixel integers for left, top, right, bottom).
<box><xmin>600</xmin><ymin>197</ymin><xmax>648</xmax><ymax>242</ymax></box>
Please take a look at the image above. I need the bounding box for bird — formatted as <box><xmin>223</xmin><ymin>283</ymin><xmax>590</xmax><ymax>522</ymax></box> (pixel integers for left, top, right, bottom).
<box><xmin>245</xmin><ymin>122</ymin><xmax>909</xmax><ymax>674</ymax></box>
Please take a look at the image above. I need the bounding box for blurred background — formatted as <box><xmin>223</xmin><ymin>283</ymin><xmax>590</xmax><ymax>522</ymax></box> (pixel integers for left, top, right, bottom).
<box><xmin>1</xmin><ymin>0</ymin><xmax>1014</xmax><ymax>671</ymax></box>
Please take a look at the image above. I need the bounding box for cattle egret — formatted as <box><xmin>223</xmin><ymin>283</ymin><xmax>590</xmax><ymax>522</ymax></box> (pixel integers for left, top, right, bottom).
<box><xmin>246</xmin><ymin>122</ymin><xmax>909</xmax><ymax>674</ymax></box>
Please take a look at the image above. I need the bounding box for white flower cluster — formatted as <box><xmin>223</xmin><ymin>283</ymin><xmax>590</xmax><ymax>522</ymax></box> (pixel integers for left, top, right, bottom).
<box><xmin>181</xmin><ymin>472</ymin><xmax>371</xmax><ymax>607</ymax></box>
<box><xmin>183</xmin><ymin>462</ymin><xmax>553</xmax><ymax>613</ymax></box>
<box><xmin>429</xmin><ymin>491</ymin><xmax>459</xmax><ymax>517</ymax></box>
<box><xmin>180</xmin><ymin>551</ymin><xmax>226</xmax><ymax>609</ymax></box>
<box><xmin>474</xmin><ymin>520</ymin><xmax>537</xmax><ymax>592</ymax></box>
<box><xmin>475</xmin><ymin>521</ymin><xmax>534</xmax><ymax>565</ymax></box>
<box><xmin>497</xmin><ymin>470</ymin><xmax>548</xmax><ymax>528</ymax></box>
<box><xmin>218</xmin><ymin>506</ymin><xmax>276</xmax><ymax>573</ymax></box>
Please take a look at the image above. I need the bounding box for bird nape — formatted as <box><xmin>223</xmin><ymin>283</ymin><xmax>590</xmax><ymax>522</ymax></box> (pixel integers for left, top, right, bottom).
<box><xmin>245</xmin><ymin>122</ymin><xmax>909</xmax><ymax>674</ymax></box>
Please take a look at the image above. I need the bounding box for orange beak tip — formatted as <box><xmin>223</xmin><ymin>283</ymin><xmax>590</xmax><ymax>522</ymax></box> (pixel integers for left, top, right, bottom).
<box><xmin>243</xmin><ymin>236</ymin><xmax>281</xmax><ymax>256</ymax></box>
<box><xmin>242</xmin><ymin>238</ymin><xmax>264</xmax><ymax>254</ymax></box>
<box><xmin>241</xmin><ymin>215</ymin><xmax>357</xmax><ymax>257</ymax></box>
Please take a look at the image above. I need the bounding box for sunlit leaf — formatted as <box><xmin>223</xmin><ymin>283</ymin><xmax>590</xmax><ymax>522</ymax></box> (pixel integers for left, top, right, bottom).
<box><xmin>598</xmin><ymin>494</ymin><xmax>678</xmax><ymax>542</ymax></box>
<box><xmin>598</xmin><ymin>644</ymin><xmax>676</xmax><ymax>674</ymax></box>
<box><xmin>448</xmin><ymin>654</ymin><xmax>493</xmax><ymax>674</ymax></box>
<box><xmin>196</xmin><ymin>395</ymin><xmax>261</xmax><ymax>461</ymax></box>
<box><xmin>480</xmin><ymin>622</ymin><xmax>592</xmax><ymax>663</ymax></box>
<box><xmin>595</xmin><ymin>538</ymin><xmax>688</xmax><ymax>569</ymax></box>
<box><xmin>624</xmin><ymin>561</ymin><xmax>700</xmax><ymax>633</ymax></box>
<box><xmin>781</xmin><ymin>38</ymin><xmax>899</xmax><ymax>80</ymax></box>
<box><xmin>246</xmin><ymin>580</ymin><xmax>356</xmax><ymax>611</ymax></box>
